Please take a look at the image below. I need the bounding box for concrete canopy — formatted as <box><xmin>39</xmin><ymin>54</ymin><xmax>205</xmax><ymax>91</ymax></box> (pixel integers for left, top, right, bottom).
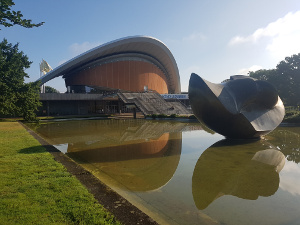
<box><xmin>37</xmin><ymin>36</ymin><xmax>181</xmax><ymax>94</ymax></box>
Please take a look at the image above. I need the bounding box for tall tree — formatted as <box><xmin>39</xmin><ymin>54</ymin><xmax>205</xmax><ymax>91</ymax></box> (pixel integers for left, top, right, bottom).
<box><xmin>249</xmin><ymin>53</ymin><xmax>300</xmax><ymax>106</ymax></box>
<box><xmin>276</xmin><ymin>53</ymin><xmax>300</xmax><ymax>106</ymax></box>
<box><xmin>0</xmin><ymin>38</ymin><xmax>41</xmax><ymax>120</ymax></box>
<box><xmin>0</xmin><ymin>0</ymin><xmax>44</xmax><ymax>29</ymax></box>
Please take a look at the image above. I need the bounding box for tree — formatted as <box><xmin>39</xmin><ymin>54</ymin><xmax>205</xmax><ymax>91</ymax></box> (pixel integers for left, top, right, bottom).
<box><xmin>276</xmin><ymin>53</ymin><xmax>300</xmax><ymax>106</ymax></box>
<box><xmin>45</xmin><ymin>86</ymin><xmax>59</xmax><ymax>93</ymax></box>
<box><xmin>0</xmin><ymin>38</ymin><xmax>41</xmax><ymax>121</ymax></box>
<box><xmin>0</xmin><ymin>0</ymin><xmax>44</xmax><ymax>29</ymax></box>
<box><xmin>248</xmin><ymin>69</ymin><xmax>276</xmax><ymax>81</ymax></box>
<box><xmin>249</xmin><ymin>53</ymin><xmax>300</xmax><ymax>106</ymax></box>
<box><xmin>18</xmin><ymin>82</ymin><xmax>41</xmax><ymax>121</ymax></box>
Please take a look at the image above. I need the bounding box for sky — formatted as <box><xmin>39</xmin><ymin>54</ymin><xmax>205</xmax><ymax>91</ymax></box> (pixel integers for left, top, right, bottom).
<box><xmin>2</xmin><ymin>0</ymin><xmax>300</xmax><ymax>93</ymax></box>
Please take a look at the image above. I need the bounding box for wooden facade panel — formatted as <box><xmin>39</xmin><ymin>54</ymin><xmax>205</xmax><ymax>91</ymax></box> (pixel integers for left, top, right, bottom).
<box><xmin>65</xmin><ymin>60</ymin><xmax>168</xmax><ymax>93</ymax></box>
<box><xmin>114</xmin><ymin>61</ymin><xmax>120</xmax><ymax>89</ymax></box>
<box><xmin>131</xmin><ymin>61</ymin><xmax>138</xmax><ymax>92</ymax></box>
<box><xmin>118</xmin><ymin>61</ymin><xmax>125</xmax><ymax>90</ymax></box>
<box><xmin>106</xmin><ymin>63</ymin><xmax>113</xmax><ymax>88</ymax></box>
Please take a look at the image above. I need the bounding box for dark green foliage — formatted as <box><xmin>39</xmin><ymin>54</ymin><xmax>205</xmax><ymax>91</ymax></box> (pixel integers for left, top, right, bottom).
<box><xmin>170</xmin><ymin>114</ymin><xmax>176</xmax><ymax>118</ymax></box>
<box><xmin>249</xmin><ymin>53</ymin><xmax>300</xmax><ymax>106</ymax></box>
<box><xmin>157</xmin><ymin>114</ymin><xmax>167</xmax><ymax>118</ymax></box>
<box><xmin>0</xmin><ymin>0</ymin><xmax>44</xmax><ymax>29</ymax></box>
<box><xmin>283</xmin><ymin>110</ymin><xmax>300</xmax><ymax>123</ymax></box>
<box><xmin>19</xmin><ymin>82</ymin><xmax>42</xmax><ymax>121</ymax></box>
<box><xmin>0</xmin><ymin>39</ymin><xmax>41</xmax><ymax>121</ymax></box>
<box><xmin>151</xmin><ymin>114</ymin><xmax>157</xmax><ymax>119</ymax></box>
<box><xmin>147</xmin><ymin>114</ymin><xmax>198</xmax><ymax>119</ymax></box>
<box><xmin>188</xmin><ymin>114</ymin><xmax>197</xmax><ymax>119</ymax></box>
<box><xmin>45</xmin><ymin>86</ymin><xmax>60</xmax><ymax>93</ymax></box>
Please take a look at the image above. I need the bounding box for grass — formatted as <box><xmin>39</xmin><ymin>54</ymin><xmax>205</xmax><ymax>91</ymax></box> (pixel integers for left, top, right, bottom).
<box><xmin>0</xmin><ymin>122</ymin><xmax>121</xmax><ymax>225</ymax></box>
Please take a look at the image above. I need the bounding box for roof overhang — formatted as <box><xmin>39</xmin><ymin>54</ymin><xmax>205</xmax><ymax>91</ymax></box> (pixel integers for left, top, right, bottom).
<box><xmin>36</xmin><ymin>36</ymin><xmax>181</xmax><ymax>93</ymax></box>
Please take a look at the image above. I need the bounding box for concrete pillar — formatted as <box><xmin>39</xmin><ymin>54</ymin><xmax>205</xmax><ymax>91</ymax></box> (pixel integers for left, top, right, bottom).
<box><xmin>47</xmin><ymin>101</ymin><xmax>50</xmax><ymax>117</ymax></box>
<box><xmin>133</xmin><ymin>107</ymin><xmax>136</xmax><ymax>119</ymax></box>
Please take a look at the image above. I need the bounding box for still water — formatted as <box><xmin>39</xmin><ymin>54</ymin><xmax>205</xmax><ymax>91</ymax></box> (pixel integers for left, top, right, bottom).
<box><xmin>27</xmin><ymin>119</ymin><xmax>300</xmax><ymax>225</ymax></box>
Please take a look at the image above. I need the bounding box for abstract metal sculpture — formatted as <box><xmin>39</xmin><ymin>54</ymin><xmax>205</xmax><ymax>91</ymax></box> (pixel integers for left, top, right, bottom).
<box><xmin>188</xmin><ymin>73</ymin><xmax>285</xmax><ymax>139</ymax></box>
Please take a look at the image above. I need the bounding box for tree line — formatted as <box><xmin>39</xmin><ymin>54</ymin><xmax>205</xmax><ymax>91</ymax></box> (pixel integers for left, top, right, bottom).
<box><xmin>249</xmin><ymin>53</ymin><xmax>300</xmax><ymax>107</ymax></box>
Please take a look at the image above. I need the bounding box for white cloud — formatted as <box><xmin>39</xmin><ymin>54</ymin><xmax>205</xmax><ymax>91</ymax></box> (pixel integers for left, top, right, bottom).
<box><xmin>182</xmin><ymin>32</ymin><xmax>207</xmax><ymax>42</ymax></box>
<box><xmin>69</xmin><ymin>41</ymin><xmax>102</xmax><ymax>57</ymax></box>
<box><xmin>238</xmin><ymin>65</ymin><xmax>263</xmax><ymax>75</ymax></box>
<box><xmin>166</xmin><ymin>33</ymin><xmax>207</xmax><ymax>46</ymax></box>
<box><xmin>58</xmin><ymin>41</ymin><xmax>102</xmax><ymax>66</ymax></box>
<box><xmin>279</xmin><ymin>160</ymin><xmax>300</xmax><ymax>196</ymax></box>
<box><xmin>229</xmin><ymin>11</ymin><xmax>300</xmax><ymax>58</ymax></box>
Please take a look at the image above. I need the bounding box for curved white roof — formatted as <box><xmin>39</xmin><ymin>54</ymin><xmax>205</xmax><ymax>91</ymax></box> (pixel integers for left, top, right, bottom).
<box><xmin>37</xmin><ymin>36</ymin><xmax>181</xmax><ymax>93</ymax></box>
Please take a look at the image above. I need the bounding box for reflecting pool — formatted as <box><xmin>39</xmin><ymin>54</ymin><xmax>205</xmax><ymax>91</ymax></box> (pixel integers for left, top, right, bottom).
<box><xmin>27</xmin><ymin>120</ymin><xmax>300</xmax><ymax>225</ymax></box>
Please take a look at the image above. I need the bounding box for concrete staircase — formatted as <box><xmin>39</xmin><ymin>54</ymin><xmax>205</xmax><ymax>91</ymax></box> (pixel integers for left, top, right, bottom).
<box><xmin>117</xmin><ymin>92</ymin><xmax>191</xmax><ymax>115</ymax></box>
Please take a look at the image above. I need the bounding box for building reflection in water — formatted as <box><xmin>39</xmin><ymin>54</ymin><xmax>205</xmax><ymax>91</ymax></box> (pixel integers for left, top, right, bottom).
<box><xmin>192</xmin><ymin>139</ymin><xmax>285</xmax><ymax>210</ymax></box>
<box><xmin>67</xmin><ymin>131</ymin><xmax>182</xmax><ymax>191</ymax></box>
<box><xmin>31</xmin><ymin>120</ymin><xmax>196</xmax><ymax>192</ymax></box>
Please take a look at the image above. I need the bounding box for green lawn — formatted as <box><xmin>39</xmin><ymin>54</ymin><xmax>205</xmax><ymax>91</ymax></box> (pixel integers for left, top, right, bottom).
<box><xmin>0</xmin><ymin>122</ymin><xmax>121</xmax><ymax>225</ymax></box>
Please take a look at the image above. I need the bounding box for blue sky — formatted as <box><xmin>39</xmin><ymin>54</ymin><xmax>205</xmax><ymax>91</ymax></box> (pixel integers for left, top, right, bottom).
<box><xmin>2</xmin><ymin>0</ymin><xmax>300</xmax><ymax>92</ymax></box>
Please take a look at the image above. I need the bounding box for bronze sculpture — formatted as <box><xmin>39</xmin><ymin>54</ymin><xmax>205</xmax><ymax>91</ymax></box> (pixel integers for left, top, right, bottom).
<box><xmin>188</xmin><ymin>73</ymin><xmax>285</xmax><ymax>139</ymax></box>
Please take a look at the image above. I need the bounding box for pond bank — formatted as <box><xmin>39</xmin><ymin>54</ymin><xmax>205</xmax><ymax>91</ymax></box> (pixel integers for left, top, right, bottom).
<box><xmin>19</xmin><ymin>121</ymin><xmax>158</xmax><ymax>225</ymax></box>
<box><xmin>0</xmin><ymin>121</ymin><xmax>120</xmax><ymax>224</ymax></box>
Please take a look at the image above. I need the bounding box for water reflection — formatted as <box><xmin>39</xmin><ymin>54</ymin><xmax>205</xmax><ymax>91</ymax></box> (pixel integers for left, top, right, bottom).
<box><xmin>264</xmin><ymin>126</ymin><xmax>300</xmax><ymax>163</ymax></box>
<box><xmin>30</xmin><ymin>120</ymin><xmax>201</xmax><ymax>192</ymax></box>
<box><xmin>68</xmin><ymin>132</ymin><xmax>182</xmax><ymax>191</ymax></box>
<box><xmin>192</xmin><ymin>139</ymin><xmax>285</xmax><ymax>210</ymax></box>
<box><xmin>26</xmin><ymin>120</ymin><xmax>300</xmax><ymax>225</ymax></box>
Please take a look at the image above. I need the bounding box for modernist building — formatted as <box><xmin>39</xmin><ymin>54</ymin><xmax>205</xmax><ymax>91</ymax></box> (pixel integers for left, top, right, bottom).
<box><xmin>37</xmin><ymin>36</ymin><xmax>181</xmax><ymax>94</ymax></box>
<box><xmin>37</xmin><ymin>36</ymin><xmax>189</xmax><ymax>116</ymax></box>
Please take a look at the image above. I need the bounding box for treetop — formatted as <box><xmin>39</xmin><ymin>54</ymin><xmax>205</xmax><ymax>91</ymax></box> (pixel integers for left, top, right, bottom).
<box><xmin>0</xmin><ymin>0</ymin><xmax>44</xmax><ymax>30</ymax></box>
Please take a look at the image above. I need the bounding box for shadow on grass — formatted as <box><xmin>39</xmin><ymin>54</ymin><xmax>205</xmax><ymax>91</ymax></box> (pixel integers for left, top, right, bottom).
<box><xmin>19</xmin><ymin>145</ymin><xmax>60</xmax><ymax>154</ymax></box>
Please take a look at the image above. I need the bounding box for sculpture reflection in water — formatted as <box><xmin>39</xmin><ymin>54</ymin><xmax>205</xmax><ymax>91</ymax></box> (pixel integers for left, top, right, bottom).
<box><xmin>192</xmin><ymin>139</ymin><xmax>285</xmax><ymax>210</ymax></box>
<box><xmin>188</xmin><ymin>73</ymin><xmax>285</xmax><ymax>139</ymax></box>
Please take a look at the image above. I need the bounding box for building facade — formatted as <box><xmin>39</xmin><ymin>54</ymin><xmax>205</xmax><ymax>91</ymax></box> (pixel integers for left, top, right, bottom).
<box><xmin>37</xmin><ymin>36</ymin><xmax>185</xmax><ymax>116</ymax></box>
<box><xmin>37</xmin><ymin>36</ymin><xmax>181</xmax><ymax>94</ymax></box>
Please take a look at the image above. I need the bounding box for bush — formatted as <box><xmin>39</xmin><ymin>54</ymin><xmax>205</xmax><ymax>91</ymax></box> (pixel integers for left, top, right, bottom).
<box><xmin>285</xmin><ymin>110</ymin><xmax>298</xmax><ymax>117</ymax></box>
<box><xmin>188</xmin><ymin>115</ymin><xmax>197</xmax><ymax>119</ymax></box>
<box><xmin>157</xmin><ymin>114</ymin><xmax>167</xmax><ymax>118</ymax></box>
<box><xmin>170</xmin><ymin>114</ymin><xmax>177</xmax><ymax>118</ymax></box>
<box><xmin>151</xmin><ymin>114</ymin><xmax>157</xmax><ymax>119</ymax></box>
<box><xmin>283</xmin><ymin>110</ymin><xmax>300</xmax><ymax>123</ymax></box>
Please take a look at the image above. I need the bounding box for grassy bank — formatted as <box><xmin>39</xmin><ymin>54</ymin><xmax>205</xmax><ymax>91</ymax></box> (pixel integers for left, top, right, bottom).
<box><xmin>0</xmin><ymin>122</ymin><xmax>120</xmax><ymax>225</ymax></box>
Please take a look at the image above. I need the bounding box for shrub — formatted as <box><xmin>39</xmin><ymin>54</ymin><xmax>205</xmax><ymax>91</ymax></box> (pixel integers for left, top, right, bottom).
<box><xmin>151</xmin><ymin>114</ymin><xmax>157</xmax><ymax>119</ymax></box>
<box><xmin>283</xmin><ymin>110</ymin><xmax>300</xmax><ymax>123</ymax></box>
<box><xmin>188</xmin><ymin>115</ymin><xmax>197</xmax><ymax>119</ymax></box>
<box><xmin>170</xmin><ymin>114</ymin><xmax>177</xmax><ymax>118</ymax></box>
<box><xmin>157</xmin><ymin>114</ymin><xmax>167</xmax><ymax>118</ymax></box>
